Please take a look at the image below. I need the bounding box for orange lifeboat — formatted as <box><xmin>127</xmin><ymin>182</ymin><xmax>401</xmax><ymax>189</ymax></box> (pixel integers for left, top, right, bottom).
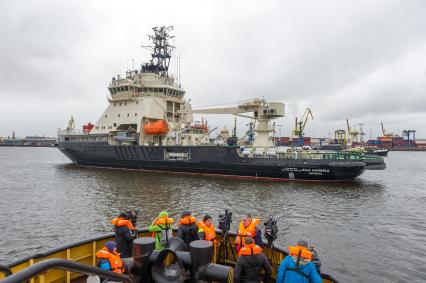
<box><xmin>144</xmin><ymin>120</ymin><xmax>169</xmax><ymax>135</ymax></box>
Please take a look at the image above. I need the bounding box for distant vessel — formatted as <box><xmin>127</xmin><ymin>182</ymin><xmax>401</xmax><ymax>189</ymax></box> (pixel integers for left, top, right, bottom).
<box><xmin>0</xmin><ymin>135</ymin><xmax>56</xmax><ymax>147</ymax></box>
<box><xmin>364</xmin><ymin>148</ymin><xmax>389</xmax><ymax>156</ymax></box>
<box><xmin>57</xmin><ymin>26</ymin><xmax>385</xmax><ymax>181</ymax></box>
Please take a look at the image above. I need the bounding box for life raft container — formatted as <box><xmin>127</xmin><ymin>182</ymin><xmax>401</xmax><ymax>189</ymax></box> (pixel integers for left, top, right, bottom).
<box><xmin>83</xmin><ymin>123</ymin><xmax>94</xmax><ymax>133</ymax></box>
<box><xmin>144</xmin><ymin>120</ymin><xmax>169</xmax><ymax>135</ymax></box>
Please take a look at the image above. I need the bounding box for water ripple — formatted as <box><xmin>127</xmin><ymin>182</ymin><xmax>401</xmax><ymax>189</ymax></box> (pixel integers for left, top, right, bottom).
<box><xmin>0</xmin><ymin>148</ymin><xmax>426</xmax><ymax>282</ymax></box>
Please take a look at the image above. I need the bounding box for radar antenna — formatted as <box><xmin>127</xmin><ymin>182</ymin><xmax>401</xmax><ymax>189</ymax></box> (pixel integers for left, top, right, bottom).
<box><xmin>141</xmin><ymin>26</ymin><xmax>175</xmax><ymax>76</ymax></box>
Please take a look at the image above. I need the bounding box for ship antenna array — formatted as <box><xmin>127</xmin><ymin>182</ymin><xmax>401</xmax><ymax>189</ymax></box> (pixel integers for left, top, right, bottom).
<box><xmin>141</xmin><ymin>26</ymin><xmax>175</xmax><ymax>77</ymax></box>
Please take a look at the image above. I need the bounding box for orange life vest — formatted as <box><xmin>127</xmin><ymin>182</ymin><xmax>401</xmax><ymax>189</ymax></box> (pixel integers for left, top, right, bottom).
<box><xmin>151</xmin><ymin>217</ymin><xmax>174</xmax><ymax>238</ymax></box>
<box><xmin>288</xmin><ymin>245</ymin><xmax>313</xmax><ymax>261</ymax></box>
<box><xmin>96</xmin><ymin>247</ymin><xmax>125</xmax><ymax>273</ymax></box>
<box><xmin>111</xmin><ymin>217</ymin><xmax>136</xmax><ymax>231</ymax></box>
<box><xmin>238</xmin><ymin>243</ymin><xmax>263</xmax><ymax>256</ymax></box>
<box><xmin>197</xmin><ymin>221</ymin><xmax>217</xmax><ymax>243</ymax></box>
<box><xmin>235</xmin><ymin>218</ymin><xmax>260</xmax><ymax>246</ymax></box>
<box><xmin>179</xmin><ymin>216</ymin><xmax>197</xmax><ymax>225</ymax></box>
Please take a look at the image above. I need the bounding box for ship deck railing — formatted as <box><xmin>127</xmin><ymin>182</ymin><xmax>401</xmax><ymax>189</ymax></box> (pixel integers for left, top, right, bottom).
<box><xmin>57</xmin><ymin>130</ymin><xmax>108</xmax><ymax>137</ymax></box>
<box><xmin>0</xmin><ymin>229</ymin><xmax>338</xmax><ymax>283</ymax></box>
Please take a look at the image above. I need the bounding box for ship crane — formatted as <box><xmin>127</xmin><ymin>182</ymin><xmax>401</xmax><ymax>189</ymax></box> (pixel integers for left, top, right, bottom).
<box><xmin>292</xmin><ymin>108</ymin><xmax>314</xmax><ymax>145</ymax></box>
<box><xmin>183</xmin><ymin>98</ymin><xmax>285</xmax><ymax>148</ymax></box>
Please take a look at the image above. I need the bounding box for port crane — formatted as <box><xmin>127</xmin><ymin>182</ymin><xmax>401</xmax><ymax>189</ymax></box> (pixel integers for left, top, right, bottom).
<box><xmin>358</xmin><ymin>123</ymin><xmax>365</xmax><ymax>144</ymax></box>
<box><xmin>402</xmin><ymin>130</ymin><xmax>416</xmax><ymax>146</ymax></box>
<box><xmin>346</xmin><ymin>119</ymin><xmax>360</xmax><ymax>145</ymax></box>
<box><xmin>334</xmin><ymin>129</ymin><xmax>347</xmax><ymax>146</ymax></box>
<box><xmin>381</xmin><ymin>122</ymin><xmax>394</xmax><ymax>137</ymax></box>
<box><xmin>184</xmin><ymin>98</ymin><xmax>285</xmax><ymax>148</ymax></box>
<box><xmin>292</xmin><ymin>108</ymin><xmax>314</xmax><ymax>145</ymax></box>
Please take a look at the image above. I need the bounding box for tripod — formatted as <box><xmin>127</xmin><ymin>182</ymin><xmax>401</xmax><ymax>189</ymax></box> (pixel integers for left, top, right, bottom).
<box><xmin>217</xmin><ymin>229</ymin><xmax>237</xmax><ymax>265</ymax></box>
<box><xmin>265</xmin><ymin>239</ymin><xmax>281</xmax><ymax>271</ymax></box>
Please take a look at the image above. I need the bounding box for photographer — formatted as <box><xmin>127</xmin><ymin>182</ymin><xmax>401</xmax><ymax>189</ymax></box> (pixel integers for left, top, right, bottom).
<box><xmin>126</xmin><ymin>210</ymin><xmax>139</xmax><ymax>229</ymax></box>
<box><xmin>111</xmin><ymin>212</ymin><xmax>137</xmax><ymax>258</ymax></box>
<box><xmin>235</xmin><ymin>214</ymin><xmax>262</xmax><ymax>253</ymax></box>
<box><xmin>177</xmin><ymin>210</ymin><xmax>198</xmax><ymax>248</ymax></box>
<box><xmin>197</xmin><ymin>214</ymin><xmax>217</xmax><ymax>244</ymax></box>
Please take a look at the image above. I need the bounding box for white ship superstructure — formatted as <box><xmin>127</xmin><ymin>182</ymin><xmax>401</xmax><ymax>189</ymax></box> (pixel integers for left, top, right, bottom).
<box><xmin>90</xmin><ymin>69</ymin><xmax>195</xmax><ymax>145</ymax></box>
<box><xmin>59</xmin><ymin>26</ymin><xmax>285</xmax><ymax>149</ymax></box>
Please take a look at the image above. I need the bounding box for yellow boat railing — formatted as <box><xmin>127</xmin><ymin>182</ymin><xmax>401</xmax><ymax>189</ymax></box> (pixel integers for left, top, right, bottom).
<box><xmin>0</xmin><ymin>228</ymin><xmax>338</xmax><ymax>283</ymax></box>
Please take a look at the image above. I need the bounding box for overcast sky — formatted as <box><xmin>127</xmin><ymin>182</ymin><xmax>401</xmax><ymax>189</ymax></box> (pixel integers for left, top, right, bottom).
<box><xmin>1</xmin><ymin>0</ymin><xmax>425</xmax><ymax>139</ymax></box>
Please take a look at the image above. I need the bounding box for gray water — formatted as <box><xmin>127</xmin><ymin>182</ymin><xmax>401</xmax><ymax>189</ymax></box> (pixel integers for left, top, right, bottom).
<box><xmin>0</xmin><ymin>147</ymin><xmax>425</xmax><ymax>282</ymax></box>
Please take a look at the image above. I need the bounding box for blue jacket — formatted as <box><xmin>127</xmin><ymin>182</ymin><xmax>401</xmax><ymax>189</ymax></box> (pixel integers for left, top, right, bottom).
<box><xmin>99</xmin><ymin>259</ymin><xmax>111</xmax><ymax>271</ymax></box>
<box><xmin>276</xmin><ymin>256</ymin><xmax>322</xmax><ymax>283</ymax></box>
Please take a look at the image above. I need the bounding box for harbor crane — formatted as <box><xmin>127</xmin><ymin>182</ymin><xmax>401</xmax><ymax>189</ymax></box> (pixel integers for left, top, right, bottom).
<box><xmin>402</xmin><ymin>130</ymin><xmax>416</xmax><ymax>146</ymax></box>
<box><xmin>381</xmin><ymin>122</ymin><xmax>394</xmax><ymax>137</ymax></box>
<box><xmin>358</xmin><ymin>123</ymin><xmax>365</xmax><ymax>144</ymax></box>
<box><xmin>346</xmin><ymin>119</ymin><xmax>360</xmax><ymax>145</ymax></box>
<box><xmin>292</xmin><ymin>108</ymin><xmax>314</xmax><ymax>141</ymax></box>
<box><xmin>334</xmin><ymin>129</ymin><xmax>347</xmax><ymax>146</ymax></box>
<box><xmin>183</xmin><ymin>98</ymin><xmax>285</xmax><ymax>148</ymax></box>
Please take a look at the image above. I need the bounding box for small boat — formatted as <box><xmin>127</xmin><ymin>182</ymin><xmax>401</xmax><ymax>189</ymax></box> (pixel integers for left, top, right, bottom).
<box><xmin>364</xmin><ymin>148</ymin><xmax>389</xmax><ymax>157</ymax></box>
<box><xmin>0</xmin><ymin>229</ymin><xmax>338</xmax><ymax>283</ymax></box>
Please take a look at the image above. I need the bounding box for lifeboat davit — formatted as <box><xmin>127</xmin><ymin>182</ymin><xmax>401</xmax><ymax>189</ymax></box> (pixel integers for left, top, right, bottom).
<box><xmin>144</xmin><ymin>120</ymin><xmax>169</xmax><ymax>135</ymax></box>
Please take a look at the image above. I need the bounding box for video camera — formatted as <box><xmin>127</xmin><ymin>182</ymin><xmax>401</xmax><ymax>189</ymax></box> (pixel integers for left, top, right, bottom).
<box><xmin>218</xmin><ymin>210</ymin><xmax>232</xmax><ymax>231</ymax></box>
<box><xmin>126</xmin><ymin>209</ymin><xmax>139</xmax><ymax>227</ymax></box>
<box><xmin>263</xmin><ymin>215</ymin><xmax>278</xmax><ymax>244</ymax></box>
<box><xmin>308</xmin><ymin>244</ymin><xmax>321</xmax><ymax>272</ymax></box>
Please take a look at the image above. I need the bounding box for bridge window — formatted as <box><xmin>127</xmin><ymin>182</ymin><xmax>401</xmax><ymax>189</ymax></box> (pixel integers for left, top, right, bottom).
<box><xmin>118</xmin><ymin>114</ymin><xmax>120</xmax><ymax>117</ymax></box>
<box><xmin>105</xmin><ymin>114</ymin><xmax>107</xmax><ymax>118</ymax></box>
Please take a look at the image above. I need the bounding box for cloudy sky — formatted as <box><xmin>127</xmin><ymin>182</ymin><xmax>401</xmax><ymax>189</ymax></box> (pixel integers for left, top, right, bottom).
<box><xmin>1</xmin><ymin>0</ymin><xmax>425</xmax><ymax>139</ymax></box>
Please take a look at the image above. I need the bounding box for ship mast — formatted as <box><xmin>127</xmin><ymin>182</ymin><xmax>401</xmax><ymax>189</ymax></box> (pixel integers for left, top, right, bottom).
<box><xmin>141</xmin><ymin>26</ymin><xmax>175</xmax><ymax>77</ymax></box>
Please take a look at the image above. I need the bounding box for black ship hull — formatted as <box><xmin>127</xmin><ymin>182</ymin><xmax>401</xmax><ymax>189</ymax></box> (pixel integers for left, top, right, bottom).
<box><xmin>365</xmin><ymin>149</ymin><xmax>389</xmax><ymax>156</ymax></box>
<box><xmin>58</xmin><ymin>142</ymin><xmax>366</xmax><ymax>181</ymax></box>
